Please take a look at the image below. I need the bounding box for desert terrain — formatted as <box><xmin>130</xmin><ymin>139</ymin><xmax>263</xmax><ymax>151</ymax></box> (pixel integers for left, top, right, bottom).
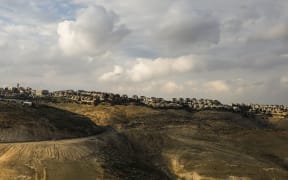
<box><xmin>0</xmin><ymin>101</ymin><xmax>288</xmax><ymax>179</ymax></box>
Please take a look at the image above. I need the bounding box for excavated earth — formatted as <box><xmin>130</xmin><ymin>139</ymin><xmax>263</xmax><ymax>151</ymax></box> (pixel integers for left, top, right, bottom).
<box><xmin>0</xmin><ymin>101</ymin><xmax>288</xmax><ymax>179</ymax></box>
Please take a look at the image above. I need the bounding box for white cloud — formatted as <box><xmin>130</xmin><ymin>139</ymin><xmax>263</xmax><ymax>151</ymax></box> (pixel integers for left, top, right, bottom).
<box><xmin>127</xmin><ymin>55</ymin><xmax>204</xmax><ymax>82</ymax></box>
<box><xmin>98</xmin><ymin>55</ymin><xmax>204</xmax><ymax>82</ymax></box>
<box><xmin>57</xmin><ymin>6</ymin><xmax>129</xmax><ymax>56</ymax></box>
<box><xmin>99</xmin><ymin>65</ymin><xmax>123</xmax><ymax>81</ymax></box>
<box><xmin>184</xmin><ymin>80</ymin><xmax>231</xmax><ymax>97</ymax></box>
<box><xmin>248</xmin><ymin>24</ymin><xmax>288</xmax><ymax>41</ymax></box>
<box><xmin>280</xmin><ymin>76</ymin><xmax>288</xmax><ymax>85</ymax></box>
<box><xmin>204</xmin><ymin>80</ymin><xmax>230</xmax><ymax>92</ymax></box>
<box><xmin>161</xmin><ymin>81</ymin><xmax>183</xmax><ymax>94</ymax></box>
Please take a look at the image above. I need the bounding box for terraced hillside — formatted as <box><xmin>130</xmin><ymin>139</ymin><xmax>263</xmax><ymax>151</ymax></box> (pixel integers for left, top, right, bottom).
<box><xmin>0</xmin><ymin>102</ymin><xmax>288</xmax><ymax>179</ymax></box>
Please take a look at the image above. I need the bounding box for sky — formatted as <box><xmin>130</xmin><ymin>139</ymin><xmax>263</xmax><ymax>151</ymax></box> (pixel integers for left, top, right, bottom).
<box><xmin>0</xmin><ymin>0</ymin><xmax>288</xmax><ymax>104</ymax></box>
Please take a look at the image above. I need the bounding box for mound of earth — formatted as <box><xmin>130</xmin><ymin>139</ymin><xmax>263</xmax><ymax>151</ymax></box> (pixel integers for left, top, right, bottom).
<box><xmin>0</xmin><ymin>101</ymin><xmax>103</xmax><ymax>142</ymax></box>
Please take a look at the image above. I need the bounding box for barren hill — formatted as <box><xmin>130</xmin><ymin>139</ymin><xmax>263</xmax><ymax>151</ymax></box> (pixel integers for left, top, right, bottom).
<box><xmin>0</xmin><ymin>101</ymin><xmax>103</xmax><ymax>142</ymax></box>
<box><xmin>0</xmin><ymin>102</ymin><xmax>288</xmax><ymax>179</ymax></box>
<box><xmin>53</xmin><ymin>104</ymin><xmax>288</xmax><ymax>179</ymax></box>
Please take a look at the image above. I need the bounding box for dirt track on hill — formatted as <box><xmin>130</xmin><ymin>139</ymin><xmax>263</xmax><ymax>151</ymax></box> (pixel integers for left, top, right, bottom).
<box><xmin>0</xmin><ymin>129</ymin><xmax>168</xmax><ymax>180</ymax></box>
<box><xmin>0</xmin><ymin>131</ymin><xmax>108</xmax><ymax>180</ymax></box>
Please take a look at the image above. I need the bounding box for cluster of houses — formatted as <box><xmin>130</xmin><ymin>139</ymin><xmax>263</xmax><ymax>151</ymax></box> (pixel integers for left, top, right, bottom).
<box><xmin>51</xmin><ymin>90</ymin><xmax>288</xmax><ymax>118</ymax></box>
<box><xmin>1</xmin><ymin>84</ymin><xmax>287</xmax><ymax>118</ymax></box>
<box><xmin>231</xmin><ymin>103</ymin><xmax>288</xmax><ymax>118</ymax></box>
<box><xmin>0</xmin><ymin>83</ymin><xmax>49</xmax><ymax>99</ymax></box>
<box><xmin>51</xmin><ymin>90</ymin><xmax>228</xmax><ymax>110</ymax></box>
<box><xmin>0</xmin><ymin>83</ymin><xmax>32</xmax><ymax>98</ymax></box>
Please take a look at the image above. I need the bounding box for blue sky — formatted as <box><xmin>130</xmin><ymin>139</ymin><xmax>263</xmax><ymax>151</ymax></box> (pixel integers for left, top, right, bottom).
<box><xmin>0</xmin><ymin>0</ymin><xmax>288</xmax><ymax>104</ymax></box>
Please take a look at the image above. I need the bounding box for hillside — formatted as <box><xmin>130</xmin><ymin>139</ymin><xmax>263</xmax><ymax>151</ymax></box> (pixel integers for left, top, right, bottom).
<box><xmin>0</xmin><ymin>101</ymin><xmax>103</xmax><ymax>142</ymax></box>
<box><xmin>0</xmin><ymin>102</ymin><xmax>288</xmax><ymax>179</ymax></box>
<box><xmin>52</xmin><ymin>104</ymin><xmax>288</xmax><ymax>179</ymax></box>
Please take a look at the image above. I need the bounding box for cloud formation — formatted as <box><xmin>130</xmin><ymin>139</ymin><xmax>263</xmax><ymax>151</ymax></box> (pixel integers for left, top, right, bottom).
<box><xmin>128</xmin><ymin>55</ymin><xmax>202</xmax><ymax>82</ymax></box>
<box><xmin>156</xmin><ymin>2</ymin><xmax>220</xmax><ymax>51</ymax></box>
<box><xmin>99</xmin><ymin>55</ymin><xmax>204</xmax><ymax>82</ymax></box>
<box><xmin>0</xmin><ymin>0</ymin><xmax>288</xmax><ymax>104</ymax></box>
<box><xmin>58</xmin><ymin>6</ymin><xmax>129</xmax><ymax>56</ymax></box>
<box><xmin>204</xmin><ymin>80</ymin><xmax>230</xmax><ymax>93</ymax></box>
<box><xmin>99</xmin><ymin>65</ymin><xmax>123</xmax><ymax>81</ymax></box>
<box><xmin>161</xmin><ymin>81</ymin><xmax>183</xmax><ymax>94</ymax></box>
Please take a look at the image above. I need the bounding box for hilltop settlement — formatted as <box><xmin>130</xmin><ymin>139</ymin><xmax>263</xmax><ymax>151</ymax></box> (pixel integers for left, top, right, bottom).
<box><xmin>1</xmin><ymin>83</ymin><xmax>287</xmax><ymax>119</ymax></box>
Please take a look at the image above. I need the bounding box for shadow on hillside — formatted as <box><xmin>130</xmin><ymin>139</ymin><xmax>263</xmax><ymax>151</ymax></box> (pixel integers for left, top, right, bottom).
<box><xmin>0</xmin><ymin>102</ymin><xmax>172</xmax><ymax>179</ymax></box>
<box><xmin>39</xmin><ymin>104</ymin><xmax>172</xmax><ymax>179</ymax></box>
<box><xmin>0</xmin><ymin>102</ymin><xmax>106</xmax><ymax>142</ymax></box>
<box><xmin>34</xmin><ymin>104</ymin><xmax>106</xmax><ymax>136</ymax></box>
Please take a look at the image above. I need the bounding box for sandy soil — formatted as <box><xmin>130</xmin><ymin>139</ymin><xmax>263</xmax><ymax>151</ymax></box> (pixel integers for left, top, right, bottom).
<box><xmin>0</xmin><ymin>129</ymin><xmax>167</xmax><ymax>180</ymax></box>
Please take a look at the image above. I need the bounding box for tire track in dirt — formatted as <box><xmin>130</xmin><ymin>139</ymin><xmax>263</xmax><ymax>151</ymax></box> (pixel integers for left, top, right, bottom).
<box><xmin>0</xmin><ymin>131</ymin><xmax>111</xmax><ymax>180</ymax></box>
